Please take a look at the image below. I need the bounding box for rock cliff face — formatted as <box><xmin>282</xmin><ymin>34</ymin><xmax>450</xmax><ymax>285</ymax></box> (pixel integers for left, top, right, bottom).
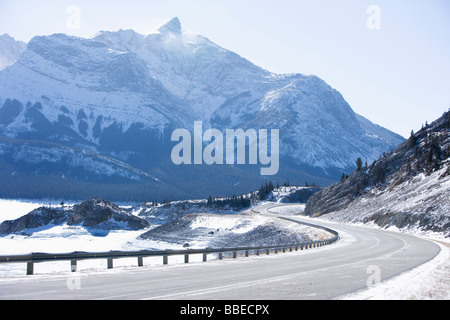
<box><xmin>0</xmin><ymin>198</ymin><xmax>150</xmax><ymax>235</ymax></box>
<box><xmin>304</xmin><ymin>111</ymin><xmax>450</xmax><ymax>236</ymax></box>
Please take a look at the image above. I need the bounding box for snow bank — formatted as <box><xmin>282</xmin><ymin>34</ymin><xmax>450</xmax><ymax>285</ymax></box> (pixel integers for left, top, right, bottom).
<box><xmin>340</xmin><ymin>239</ymin><xmax>450</xmax><ymax>300</ymax></box>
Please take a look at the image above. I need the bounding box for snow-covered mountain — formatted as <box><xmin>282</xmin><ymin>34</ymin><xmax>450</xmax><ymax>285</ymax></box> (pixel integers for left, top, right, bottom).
<box><xmin>0</xmin><ymin>18</ymin><xmax>404</xmax><ymax>201</ymax></box>
<box><xmin>0</xmin><ymin>34</ymin><xmax>26</xmax><ymax>71</ymax></box>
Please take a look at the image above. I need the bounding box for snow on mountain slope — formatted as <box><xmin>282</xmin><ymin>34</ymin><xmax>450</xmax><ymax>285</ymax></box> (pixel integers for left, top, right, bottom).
<box><xmin>93</xmin><ymin>19</ymin><xmax>404</xmax><ymax>171</ymax></box>
<box><xmin>0</xmin><ymin>34</ymin><xmax>26</xmax><ymax>71</ymax></box>
<box><xmin>311</xmin><ymin>165</ymin><xmax>449</xmax><ymax>237</ymax></box>
<box><xmin>0</xmin><ymin>18</ymin><xmax>405</xmax><ymax>201</ymax></box>
<box><xmin>0</xmin><ymin>32</ymin><xmax>195</xmax><ymax>137</ymax></box>
<box><xmin>305</xmin><ymin>111</ymin><xmax>450</xmax><ymax>237</ymax></box>
<box><xmin>93</xmin><ymin>18</ymin><xmax>270</xmax><ymax>121</ymax></box>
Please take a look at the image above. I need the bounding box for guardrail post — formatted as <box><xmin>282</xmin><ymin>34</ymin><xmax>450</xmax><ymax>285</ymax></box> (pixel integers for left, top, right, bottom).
<box><xmin>233</xmin><ymin>251</ymin><xmax>237</xmax><ymax>259</ymax></box>
<box><xmin>26</xmin><ymin>262</ymin><xmax>33</xmax><ymax>275</ymax></box>
<box><xmin>266</xmin><ymin>249</ymin><xmax>270</xmax><ymax>255</ymax></box>
<box><xmin>256</xmin><ymin>249</ymin><xmax>260</xmax><ymax>256</ymax></box>
<box><xmin>163</xmin><ymin>255</ymin><xmax>168</xmax><ymax>265</ymax></box>
<box><xmin>107</xmin><ymin>257</ymin><xmax>113</xmax><ymax>269</ymax></box>
<box><xmin>245</xmin><ymin>250</ymin><xmax>249</xmax><ymax>257</ymax></box>
<box><xmin>203</xmin><ymin>253</ymin><xmax>207</xmax><ymax>262</ymax></box>
<box><xmin>185</xmin><ymin>254</ymin><xmax>189</xmax><ymax>264</ymax></box>
<box><xmin>219</xmin><ymin>252</ymin><xmax>223</xmax><ymax>260</ymax></box>
<box><xmin>138</xmin><ymin>256</ymin><xmax>143</xmax><ymax>267</ymax></box>
<box><xmin>71</xmin><ymin>260</ymin><xmax>77</xmax><ymax>272</ymax></box>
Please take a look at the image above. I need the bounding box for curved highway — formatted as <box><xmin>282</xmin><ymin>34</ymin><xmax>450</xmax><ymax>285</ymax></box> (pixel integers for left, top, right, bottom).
<box><xmin>0</xmin><ymin>203</ymin><xmax>441</xmax><ymax>300</ymax></box>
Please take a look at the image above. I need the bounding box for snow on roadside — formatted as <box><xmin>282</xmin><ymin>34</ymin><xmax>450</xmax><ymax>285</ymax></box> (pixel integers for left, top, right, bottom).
<box><xmin>309</xmin><ymin>214</ymin><xmax>450</xmax><ymax>300</ymax></box>
<box><xmin>340</xmin><ymin>239</ymin><xmax>450</xmax><ymax>300</ymax></box>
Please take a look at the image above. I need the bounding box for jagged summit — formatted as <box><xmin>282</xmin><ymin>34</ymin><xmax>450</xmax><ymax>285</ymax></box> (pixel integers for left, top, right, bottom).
<box><xmin>0</xmin><ymin>33</ymin><xmax>26</xmax><ymax>71</ymax></box>
<box><xmin>158</xmin><ymin>17</ymin><xmax>182</xmax><ymax>35</ymax></box>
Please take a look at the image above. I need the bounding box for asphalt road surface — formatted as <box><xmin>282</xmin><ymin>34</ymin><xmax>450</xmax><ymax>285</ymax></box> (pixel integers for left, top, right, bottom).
<box><xmin>0</xmin><ymin>203</ymin><xmax>440</xmax><ymax>300</ymax></box>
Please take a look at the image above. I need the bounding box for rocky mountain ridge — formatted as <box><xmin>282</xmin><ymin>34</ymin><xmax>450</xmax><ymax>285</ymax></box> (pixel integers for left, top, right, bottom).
<box><xmin>304</xmin><ymin>111</ymin><xmax>450</xmax><ymax>236</ymax></box>
<box><xmin>0</xmin><ymin>34</ymin><xmax>26</xmax><ymax>71</ymax></box>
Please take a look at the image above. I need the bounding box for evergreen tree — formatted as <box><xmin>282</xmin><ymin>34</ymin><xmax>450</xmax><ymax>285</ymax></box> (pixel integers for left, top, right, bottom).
<box><xmin>356</xmin><ymin>157</ymin><xmax>363</xmax><ymax>171</ymax></box>
<box><xmin>408</xmin><ymin>131</ymin><xmax>417</xmax><ymax>149</ymax></box>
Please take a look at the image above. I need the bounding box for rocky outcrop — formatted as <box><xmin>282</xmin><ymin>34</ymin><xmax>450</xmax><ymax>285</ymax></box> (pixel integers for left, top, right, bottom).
<box><xmin>0</xmin><ymin>207</ymin><xmax>69</xmax><ymax>235</ymax></box>
<box><xmin>139</xmin><ymin>213</ymin><xmax>333</xmax><ymax>248</ymax></box>
<box><xmin>0</xmin><ymin>198</ymin><xmax>150</xmax><ymax>235</ymax></box>
<box><xmin>277</xmin><ymin>187</ymin><xmax>321</xmax><ymax>203</ymax></box>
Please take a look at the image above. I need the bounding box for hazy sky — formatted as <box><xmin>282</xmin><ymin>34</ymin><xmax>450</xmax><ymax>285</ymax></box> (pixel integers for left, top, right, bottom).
<box><xmin>1</xmin><ymin>0</ymin><xmax>449</xmax><ymax>138</ymax></box>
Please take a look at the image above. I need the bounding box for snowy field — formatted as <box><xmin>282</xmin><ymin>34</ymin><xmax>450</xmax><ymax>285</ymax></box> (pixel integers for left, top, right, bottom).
<box><xmin>0</xmin><ymin>199</ymin><xmax>328</xmax><ymax>277</ymax></box>
<box><xmin>0</xmin><ymin>199</ymin><xmax>190</xmax><ymax>276</ymax></box>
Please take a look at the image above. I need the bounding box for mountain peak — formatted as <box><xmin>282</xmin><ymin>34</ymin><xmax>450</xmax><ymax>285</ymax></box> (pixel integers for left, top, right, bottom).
<box><xmin>0</xmin><ymin>33</ymin><xmax>27</xmax><ymax>71</ymax></box>
<box><xmin>158</xmin><ymin>17</ymin><xmax>182</xmax><ymax>35</ymax></box>
<box><xmin>0</xmin><ymin>33</ymin><xmax>26</xmax><ymax>45</ymax></box>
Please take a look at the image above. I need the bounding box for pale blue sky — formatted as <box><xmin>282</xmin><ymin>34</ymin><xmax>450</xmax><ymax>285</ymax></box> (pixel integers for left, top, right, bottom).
<box><xmin>1</xmin><ymin>0</ymin><xmax>449</xmax><ymax>137</ymax></box>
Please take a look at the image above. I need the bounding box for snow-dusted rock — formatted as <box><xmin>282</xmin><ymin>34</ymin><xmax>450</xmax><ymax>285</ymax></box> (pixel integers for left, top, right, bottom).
<box><xmin>0</xmin><ymin>198</ymin><xmax>150</xmax><ymax>235</ymax></box>
<box><xmin>0</xmin><ymin>34</ymin><xmax>26</xmax><ymax>71</ymax></box>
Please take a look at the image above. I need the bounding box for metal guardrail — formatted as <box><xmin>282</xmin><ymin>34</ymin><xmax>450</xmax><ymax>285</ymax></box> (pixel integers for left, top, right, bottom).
<box><xmin>0</xmin><ymin>208</ymin><xmax>340</xmax><ymax>275</ymax></box>
<box><xmin>0</xmin><ymin>238</ymin><xmax>339</xmax><ymax>275</ymax></box>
